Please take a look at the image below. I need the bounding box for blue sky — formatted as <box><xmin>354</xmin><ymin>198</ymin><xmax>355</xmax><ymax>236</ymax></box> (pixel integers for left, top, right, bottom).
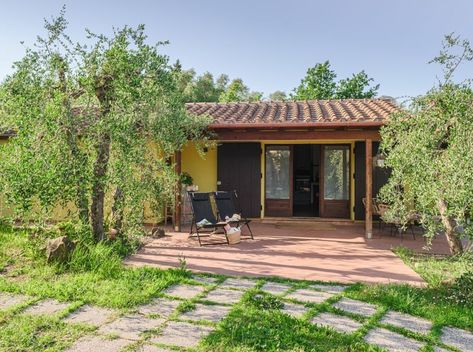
<box><xmin>1</xmin><ymin>0</ymin><xmax>473</xmax><ymax>99</ymax></box>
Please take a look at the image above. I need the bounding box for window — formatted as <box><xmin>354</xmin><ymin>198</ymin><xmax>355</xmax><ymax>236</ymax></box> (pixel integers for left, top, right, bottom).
<box><xmin>265</xmin><ymin>146</ymin><xmax>290</xmax><ymax>199</ymax></box>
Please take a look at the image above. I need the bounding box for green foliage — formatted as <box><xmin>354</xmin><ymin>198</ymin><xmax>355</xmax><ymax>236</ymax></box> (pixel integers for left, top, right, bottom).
<box><xmin>447</xmin><ymin>270</ymin><xmax>473</xmax><ymax>307</ymax></box>
<box><xmin>173</xmin><ymin>64</ymin><xmax>262</xmax><ymax>103</ymax></box>
<box><xmin>0</xmin><ymin>9</ymin><xmax>211</xmax><ymax>240</ymax></box>
<box><xmin>246</xmin><ymin>293</ymin><xmax>284</xmax><ymax>310</ymax></box>
<box><xmin>394</xmin><ymin>246</ymin><xmax>472</xmax><ymax>287</ymax></box>
<box><xmin>380</xmin><ymin>35</ymin><xmax>473</xmax><ymax>254</ymax></box>
<box><xmin>269</xmin><ymin>90</ymin><xmax>287</xmax><ymax>101</ymax></box>
<box><xmin>291</xmin><ymin>61</ymin><xmax>379</xmax><ymax>100</ymax></box>
<box><xmin>179</xmin><ymin>171</ymin><xmax>194</xmax><ymax>186</ymax></box>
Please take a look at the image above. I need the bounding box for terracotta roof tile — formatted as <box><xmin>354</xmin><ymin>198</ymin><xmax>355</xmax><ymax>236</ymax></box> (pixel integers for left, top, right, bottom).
<box><xmin>186</xmin><ymin>98</ymin><xmax>398</xmax><ymax>129</ymax></box>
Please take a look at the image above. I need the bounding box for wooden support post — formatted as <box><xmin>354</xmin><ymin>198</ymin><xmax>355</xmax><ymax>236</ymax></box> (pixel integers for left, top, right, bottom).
<box><xmin>174</xmin><ymin>150</ymin><xmax>182</xmax><ymax>232</ymax></box>
<box><xmin>365</xmin><ymin>139</ymin><xmax>373</xmax><ymax>239</ymax></box>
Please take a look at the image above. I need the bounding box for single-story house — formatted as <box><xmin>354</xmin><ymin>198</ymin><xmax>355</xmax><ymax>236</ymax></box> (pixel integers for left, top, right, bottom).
<box><xmin>0</xmin><ymin>98</ymin><xmax>398</xmax><ymax>239</ymax></box>
<box><xmin>179</xmin><ymin>98</ymin><xmax>399</xmax><ymax>238</ymax></box>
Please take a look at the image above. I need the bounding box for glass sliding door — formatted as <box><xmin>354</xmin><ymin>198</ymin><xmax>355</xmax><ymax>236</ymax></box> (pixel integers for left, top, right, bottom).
<box><xmin>320</xmin><ymin>145</ymin><xmax>350</xmax><ymax>218</ymax></box>
<box><xmin>265</xmin><ymin>145</ymin><xmax>292</xmax><ymax>217</ymax></box>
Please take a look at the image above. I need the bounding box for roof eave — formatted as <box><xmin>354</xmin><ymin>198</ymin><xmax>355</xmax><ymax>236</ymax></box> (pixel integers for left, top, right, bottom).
<box><xmin>208</xmin><ymin>121</ymin><xmax>386</xmax><ymax>130</ymax></box>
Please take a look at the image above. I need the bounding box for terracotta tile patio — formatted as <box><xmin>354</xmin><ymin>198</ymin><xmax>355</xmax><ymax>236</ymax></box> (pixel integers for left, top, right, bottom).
<box><xmin>126</xmin><ymin>220</ymin><xmax>452</xmax><ymax>285</ymax></box>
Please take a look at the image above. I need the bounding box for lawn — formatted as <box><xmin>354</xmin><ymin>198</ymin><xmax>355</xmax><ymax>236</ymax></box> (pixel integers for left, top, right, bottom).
<box><xmin>0</xmin><ymin>224</ymin><xmax>472</xmax><ymax>352</ymax></box>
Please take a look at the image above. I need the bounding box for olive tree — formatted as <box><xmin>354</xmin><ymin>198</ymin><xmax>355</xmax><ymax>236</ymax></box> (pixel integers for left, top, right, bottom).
<box><xmin>0</xmin><ymin>10</ymin><xmax>210</xmax><ymax>241</ymax></box>
<box><xmin>380</xmin><ymin>35</ymin><xmax>473</xmax><ymax>254</ymax></box>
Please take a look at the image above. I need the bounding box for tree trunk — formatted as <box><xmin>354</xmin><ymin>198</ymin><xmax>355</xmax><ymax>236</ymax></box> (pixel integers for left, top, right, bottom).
<box><xmin>111</xmin><ymin>186</ymin><xmax>124</xmax><ymax>234</ymax></box>
<box><xmin>437</xmin><ymin>198</ymin><xmax>464</xmax><ymax>255</ymax></box>
<box><xmin>90</xmin><ymin>134</ymin><xmax>111</xmax><ymax>241</ymax></box>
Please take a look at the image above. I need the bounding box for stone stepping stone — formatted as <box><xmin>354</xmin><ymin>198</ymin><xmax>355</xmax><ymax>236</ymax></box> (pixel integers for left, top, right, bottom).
<box><xmin>204</xmin><ymin>288</ymin><xmax>244</xmax><ymax>304</ymax></box>
<box><xmin>310</xmin><ymin>284</ymin><xmax>347</xmax><ymax>294</ymax></box>
<box><xmin>23</xmin><ymin>298</ymin><xmax>70</xmax><ymax>316</ymax></box>
<box><xmin>137</xmin><ymin>345</ymin><xmax>173</xmax><ymax>352</ymax></box>
<box><xmin>281</xmin><ymin>302</ymin><xmax>308</xmax><ymax>318</ymax></box>
<box><xmin>137</xmin><ymin>298</ymin><xmax>180</xmax><ymax>317</ymax></box>
<box><xmin>333</xmin><ymin>298</ymin><xmax>378</xmax><ymax>317</ymax></box>
<box><xmin>64</xmin><ymin>305</ymin><xmax>115</xmax><ymax>326</ymax></box>
<box><xmin>180</xmin><ymin>303</ymin><xmax>231</xmax><ymax>322</ymax></box>
<box><xmin>150</xmin><ymin>321</ymin><xmax>213</xmax><ymax>348</ymax></box>
<box><xmin>99</xmin><ymin>315</ymin><xmax>164</xmax><ymax>340</ymax></box>
<box><xmin>164</xmin><ymin>284</ymin><xmax>205</xmax><ymax>299</ymax></box>
<box><xmin>311</xmin><ymin>312</ymin><xmax>362</xmax><ymax>334</ymax></box>
<box><xmin>0</xmin><ymin>292</ymin><xmax>29</xmax><ymax>310</ymax></box>
<box><xmin>441</xmin><ymin>326</ymin><xmax>473</xmax><ymax>352</ymax></box>
<box><xmin>285</xmin><ymin>289</ymin><xmax>333</xmax><ymax>304</ymax></box>
<box><xmin>365</xmin><ymin>328</ymin><xmax>424</xmax><ymax>352</ymax></box>
<box><xmin>380</xmin><ymin>311</ymin><xmax>432</xmax><ymax>335</ymax></box>
<box><xmin>433</xmin><ymin>347</ymin><xmax>450</xmax><ymax>352</ymax></box>
<box><xmin>66</xmin><ymin>336</ymin><xmax>130</xmax><ymax>352</ymax></box>
<box><xmin>261</xmin><ymin>282</ymin><xmax>292</xmax><ymax>295</ymax></box>
<box><xmin>192</xmin><ymin>276</ymin><xmax>219</xmax><ymax>285</ymax></box>
<box><xmin>220</xmin><ymin>278</ymin><xmax>256</xmax><ymax>290</ymax></box>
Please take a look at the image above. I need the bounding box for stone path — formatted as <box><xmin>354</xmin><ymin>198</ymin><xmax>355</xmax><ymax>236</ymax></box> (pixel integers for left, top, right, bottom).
<box><xmin>364</xmin><ymin>327</ymin><xmax>425</xmax><ymax>352</ymax></box>
<box><xmin>0</xmin><ymin>292</ymin><xmax>29</xmax><ymax>309</ymax></box>
<box><xmin>65</xmin><ymin>305</ymin><xmax>116</xmax><ymax>326</ymax></box>
<box><xmin>380</xmin><ymin>310</ymin><xmax>432</xmax><ymax>334</ymax></box>
<box><xmin>23</xmin><ymin>298</ymin><xmax>71</xmax><ymax>316</ymax></box>
<box><xmin>441</xmin><ymin>326</ymin><xmax>473</xmax><ymax>352</ymax></box>
<box><xmin>286</xmin><ymin>289</ymin><xmax>333</xmax><ymax>303</ymax></box>
<box><xmin>333</xmin><ymin>297</ymin><xmax>378</xmax><ymax>317</ymax></box>
<box><xmin>311</xmin><ymin>312</ymin><xmax>362</xmax><ymax>334</ymax></box>
<box><xmin>1</xmin><ymin>279</ymin><xmax>472</xmax><ymax>352</ymax></box>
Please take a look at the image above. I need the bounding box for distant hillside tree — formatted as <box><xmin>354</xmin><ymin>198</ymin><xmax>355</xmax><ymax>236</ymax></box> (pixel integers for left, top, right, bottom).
<box><xmin>292</xmin><ymin>60</ymin><xmax>379</xmax><ymax>100</ymax></box>
<box><xmin>269</xmin><ymin>90</ymin><xmax>287</xmax><ymax>101</ymax></box>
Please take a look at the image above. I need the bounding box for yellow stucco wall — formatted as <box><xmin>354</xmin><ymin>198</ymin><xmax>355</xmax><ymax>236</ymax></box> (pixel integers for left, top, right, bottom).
<box><xmin>181</xmin><ymin>142</ymin><xmax>217</xmax><ymax>192</ymax></box>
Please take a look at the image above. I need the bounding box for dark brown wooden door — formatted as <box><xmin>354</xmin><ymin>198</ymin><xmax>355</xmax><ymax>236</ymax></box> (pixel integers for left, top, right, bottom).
<box><xmin>320</xmin><ymin>145</ymin><xmax>350</xmax><ymax>218</ymax></box>
<box><xmin>265</xmin><ymin>145</ymin><xmax>293</xmax><ymax>217</ymax></box>
<box><xmin>217</xmin><ymin>143</ymin><xmax>261</xmax><ymax>218</ymax></box>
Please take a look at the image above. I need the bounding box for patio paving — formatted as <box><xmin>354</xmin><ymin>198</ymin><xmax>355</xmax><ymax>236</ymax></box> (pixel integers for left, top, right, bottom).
<box><xmin>138</xmin><ymin>345</ymin><xmax>173</xmax><ymax>352</ymax></box>
<box><xmin>163</xmin><ymin>284</ymin><xmax>205</xmax><ymax>299</ymax></box>
<box><xmin>281</xmin><ymin>302</ymin><xmax>308</xmax><ymax>318</ymax></box>
<box><xmin>22</xmin><ymin>298</ymin><xmax>70</xmax><ymax>316</ymax></box>
<box><xmin>364</xmin><ymin>327</ymin><xmax>425</xmax><ymax>352</ymax></box>
<box><xmin>64</xmin><ymin>305</ymin><xmax>116</xmax><ymax>326</ymax></box>
<box><xmin>220</xmin><ymin>278</ymin><xmax>256</xmax><ymax>290</ymax></box>
<box><xmin>179</xmin><ymin>303</ymin><xmax>231</xmax><ymax>322</ymax></box>
<box><xmin>333</xmin><ymin>297</ymin><xmax>378</xmax><ymax>317</ymax></box>
<box><xmin>192</xmin><ymin>276</ymin><xmax>219</xmax><ymax>285</ymax></box>
<box><xmin>440</xmin><ymin>326</ymin><xmax>473</xmax><ymax>352</ymax></box>
<box><xmin>286</xmin><ymin>289</ymin><xmax>333</xmax><ymax>304</ymax></box>
<box><xmin>98</xmin><ymin>315</ymin><xmax>164</xmax><ymax>340</ymax></box>
<box><xmin>261</xmin><ymin>282</ymin><xmax>292</xmax><ymax>295</ymax></box>
<box><xmin>310</xmin><ymin>284</ymin><xmax>347</xmax><ymax>294</ymax></box>
<box><xmin>0</xmin><ymin>292</ymin><xmax>29</xmax><ymax>310</ymax></box>
<box><xmin>203</xmin><ymin>288</ymin><xmax>245</xmax><ymax>304</ymax></box>
<box><xmin>311</xmin><ymin>312</ymin><xmax>362</xmax><ymax>334</ymax></box>
<box><xmin>125</xmin><ymin>221</ymin><xmax>437</xmax><ymax>284</ymax></box>
<box><xmin>380</xmin><ymin>310</ymin><xmax>432</xmax><ymax>334</ymax></box>
<box><xmin>150</xmin><ymin>321</ymin><xmax>213</xmax><ymax>348</ymax></box>
<box><xmin>66</xmin><ymin>336</ymin><xmax>130</xmax><ymax>352</ymax></box>
<box><xmin>137</xmin><ymin>298</ymin><xmax>180</xmax><ymax>317</ymax></box>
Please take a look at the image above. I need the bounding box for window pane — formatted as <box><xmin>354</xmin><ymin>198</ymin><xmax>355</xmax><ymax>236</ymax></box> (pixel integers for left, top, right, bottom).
<box><xmin>323</xmin><ymin>146</ymin><xmax>349</xmax><ymax>200</ymax></box>
<box><xmin>265</xmin><ymin>146</ymin><xmax>290</xmax><ymax>199</ymax></box>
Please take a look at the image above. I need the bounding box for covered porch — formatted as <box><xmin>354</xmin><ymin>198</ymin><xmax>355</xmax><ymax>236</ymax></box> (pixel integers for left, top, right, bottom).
<box><xmin>126</xmin><ymin>220</ymin><xmax>452</xmax><ymax>285</ymax></box>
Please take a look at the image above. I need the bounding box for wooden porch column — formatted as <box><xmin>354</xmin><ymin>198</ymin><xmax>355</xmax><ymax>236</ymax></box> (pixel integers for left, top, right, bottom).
<box><xmin>365</xmin><ymin>139</ymin><xmax>373</xmax><ymax>239</ymax></box>
<box><xmin>174</xmin><ymin>150</ymin><xmax>182</xmax><ymax>232</ymax></box>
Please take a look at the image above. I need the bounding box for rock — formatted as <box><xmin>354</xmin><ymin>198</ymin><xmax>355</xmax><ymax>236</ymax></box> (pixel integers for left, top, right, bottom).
<box><xmin>151</xmin><ymin>227</ymin><xmax>165</xmax><ymax>238</ymax></box>
<box><xmin>108</xmin><ymin>228</ymin><xmax>118</xmax><ymax>240</ymax></box>
<box><xmin>46</xmin><ymin>236</ymin><xmax>76</xmax><ymax>263</ymax></box>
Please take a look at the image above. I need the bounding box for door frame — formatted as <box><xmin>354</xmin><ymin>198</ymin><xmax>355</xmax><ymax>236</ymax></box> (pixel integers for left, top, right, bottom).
<box><xmin>319</xmin><ymin>144</ymin><xmax>351</xmax><ymax>218</ymax></box>
<box><xmin>264</xmin><ymin>144</ymin><xmax>293</xmax><ymax>217</ymax></box>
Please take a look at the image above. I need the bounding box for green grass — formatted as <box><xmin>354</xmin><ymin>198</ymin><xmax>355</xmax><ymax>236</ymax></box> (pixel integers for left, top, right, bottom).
<box><xmin>0</xmin><ymin>225</ymin><xmax>472</xmax><ymax>351</ymax></box>
<box><xmin>394</xmin><ymin>246</ymin><xmax>472</xmax><ymax>287</ymax></box>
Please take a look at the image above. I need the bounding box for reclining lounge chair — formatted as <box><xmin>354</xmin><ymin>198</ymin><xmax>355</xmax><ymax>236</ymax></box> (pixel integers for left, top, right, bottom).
<box><xmin>213</xmin><ymin>190</ymin><xmax>254</xmax><ymax>239</ymax></box>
